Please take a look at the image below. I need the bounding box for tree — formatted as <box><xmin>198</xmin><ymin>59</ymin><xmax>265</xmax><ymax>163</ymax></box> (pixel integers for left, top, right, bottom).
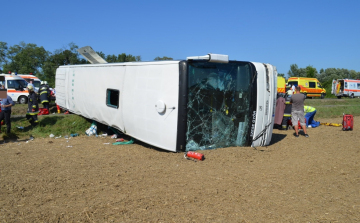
<box><xmin>154</xmin><ymin>56</ymin><xmax>173</xmax><ymax>61</ymax></box>
<box><xmin>287</xmin><ymin>64</ymin><xmax>306</xmax><ymax>77</ymax></box>
<box><xmin>317</xmin><ymin>68</ymin><xmax>360</xmax><ymax>84</ymax></box>
<box><xmin>2</xmin><ymin>42</ymin><xmax>48</xmax><ymax>75</ymax></box>
<box><xmin>99</xmin><ymin>53</ymin><xmax>141</xmax><ymax>63</ymax></box>
<box><xmin>278</xmin><ymin>73</ymin><xmax>285</xmax><ymax>77</ymax></box>
<box><xmin>305</xmin><ymin>65</ymin><xmax>317</xmax><ymax>78</ymax></box>
<box><xmin>0</xmin><ymin>42</ymin><xmax>8</xmax><ymax>70</ymax></box>
<box><xmin>41</xmin><ymin>43</ymin><xmax>86</xmax><ymax>87</ymax></box>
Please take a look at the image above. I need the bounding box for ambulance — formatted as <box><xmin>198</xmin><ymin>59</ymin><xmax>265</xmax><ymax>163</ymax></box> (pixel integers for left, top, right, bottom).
<box><xmin>287</xmin><ymin>77</ymin><xmax>326</xmax><ymax>99</ymax></box>
<box><xmin>331</xmin><ymin>79</ymin><xmax>360</xmax><ymax>98</ymax></box>
<box><xmin>0</xmin><ymin>73</ymin><xmax>29</xmax><ymax>104</ymax></box>
<box><xmin>18</xmin><ymin>74</ymin><xmax>41</xmax><ymax>93</ymax></box>
<box><xmin>277</xmin><ymin>76</ymin><xmax>286</xmax><ymax>95</ymax></box>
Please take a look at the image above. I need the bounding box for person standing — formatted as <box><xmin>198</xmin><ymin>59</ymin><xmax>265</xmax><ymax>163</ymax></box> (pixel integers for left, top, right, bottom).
<box><xmin>290</xmin><ymin>86</ymin><xmax>308</xmax><ymax>137</ymax></box>
<box><xmin>291</xmin><ymin>84</ymin><xmax>296</xmax><ymax>94</ymax></box>
<box><xmin>39</xmin><ymin>81</ymin><xmax>50</xmax><ymax>111</ymax></box>
<box><xmin>0</xmin><ymin>95</ymin><xmax>15</xmax><ymax>133</ymax></box>
<box><xmin>26</xmin><ymin>85</ymin><xmax>39</xmax><ymax>126</ymax></box>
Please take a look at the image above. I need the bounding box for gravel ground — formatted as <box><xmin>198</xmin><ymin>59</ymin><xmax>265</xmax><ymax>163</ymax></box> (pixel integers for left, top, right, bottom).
<box><xmin>0</xmin><ymin>117</ymin><xmax>359</xmax><ymax>222</ymax></box>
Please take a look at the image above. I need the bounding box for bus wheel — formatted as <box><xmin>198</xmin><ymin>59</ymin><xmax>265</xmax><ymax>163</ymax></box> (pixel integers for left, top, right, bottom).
<box><xmin>321</xmin><ymin>93</ymin><xmax>325</xmax><ymax>99</ymax></box>
<box><xmin>350</xmin><ymin>94</ymin><xmax>354</xmax><ymax>99</ymax></box>
<box><xmin>19</xmin><ymin>96</ymin><xmax>28</xmax><ymax>104</ymax></box>
<box><xmin>337</xmin><ymin>96</ymin><xmax>342</xmax><ymax>99</ymax></box>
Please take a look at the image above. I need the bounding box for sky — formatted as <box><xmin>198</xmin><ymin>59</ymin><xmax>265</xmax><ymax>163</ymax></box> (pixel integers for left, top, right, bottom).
<box><xmin>2</xmin><ymin>0</ymin><xmax>360</xmax><ymax>75</ymax></box>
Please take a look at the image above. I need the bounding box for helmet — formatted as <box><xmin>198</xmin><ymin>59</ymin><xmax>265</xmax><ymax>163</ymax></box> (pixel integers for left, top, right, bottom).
<box><xmin>44</xmin><ymin>81</ymin><xmax>48</xmax><ymax>85</ymax></box>
<box><xmin>41</xmin><ymin>81</ymin><xmax>44</xmax><ymax>85</ymax></box>
<box><xmin>28</xmin><ymin>84</ymin><xmax>34</xmax><ymax>91</ymax></box>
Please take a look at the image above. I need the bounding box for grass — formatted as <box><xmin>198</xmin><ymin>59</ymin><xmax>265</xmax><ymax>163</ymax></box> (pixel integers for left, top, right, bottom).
<box><xmin>11</xmin><ymin>103</ymin><xmax>53</xmax><ymax>116</ymax></box>
<box><xmin>2</xmin><ymin>103</ymin><xmax>92</xmax><ymax>141</ymax></box>
<box><xmin>2</xmin><ymin>114</ymin><xmax>91</xmax><ymax>141</ymax></box>
<box><xmin>304</xmin><ymin>98</ymin><xmax>360</xmax><ymax>118</ymax></box>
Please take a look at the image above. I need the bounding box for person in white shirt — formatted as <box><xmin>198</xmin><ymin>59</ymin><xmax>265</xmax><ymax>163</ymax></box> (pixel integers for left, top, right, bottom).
<box><xmin>291</xmin><ymin>84</ymin><xmax>296</xmax><ymax>93</ymax></box>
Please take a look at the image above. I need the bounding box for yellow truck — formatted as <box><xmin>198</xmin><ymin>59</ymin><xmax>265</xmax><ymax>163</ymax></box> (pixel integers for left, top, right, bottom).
<box><xmin>287</xmin><ymin>77</ymin><xmax>326</xmax><ymax>99</ymax></box>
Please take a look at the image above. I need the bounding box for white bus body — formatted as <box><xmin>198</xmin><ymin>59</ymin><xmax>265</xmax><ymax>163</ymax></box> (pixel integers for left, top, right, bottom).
<box><xmin>55</xmin><ymin>57</ymin><xmax>277</xmax><ymax>152</ymax></box>
<box><xmin>331</xmin><ymin>79</ymin><xmax>360</xmax><ymax>98</ymax></box>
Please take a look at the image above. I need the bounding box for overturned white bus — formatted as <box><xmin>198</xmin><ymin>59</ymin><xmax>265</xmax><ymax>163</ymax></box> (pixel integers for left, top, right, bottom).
<box><xmin>55</xmin><ymin>52</ymin><xmax>277</xmax><ymax>152</ymax></box>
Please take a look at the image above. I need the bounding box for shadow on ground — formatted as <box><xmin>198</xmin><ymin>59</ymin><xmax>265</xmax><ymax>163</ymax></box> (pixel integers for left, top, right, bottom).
<box><xmin>269</xmin><ymin>132</ymin><xmax>288</xmax><ymax>145</ymax></box>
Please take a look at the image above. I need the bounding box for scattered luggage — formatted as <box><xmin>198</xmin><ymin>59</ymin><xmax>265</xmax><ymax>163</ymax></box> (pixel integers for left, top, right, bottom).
<box><xmin>287</xmin><ymin>118</ymin><xmax>307</xmax><ymax>129</ymax></box>
<box><xmin>342</xmin><ymin>114</ymin><xmax>353</xmax><ymax>131</ymax></box>
<box><xmin>38</xmin><ymin>108</ymin><xmax>49</xmax><ymax>115</ymax></box>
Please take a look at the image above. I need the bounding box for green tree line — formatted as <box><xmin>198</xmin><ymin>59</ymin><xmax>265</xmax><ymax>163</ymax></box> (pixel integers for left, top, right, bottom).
<box><xmin>0</xmin><ymin>41</ymin><xmax>173</xmax><ymax>87</ymax></box>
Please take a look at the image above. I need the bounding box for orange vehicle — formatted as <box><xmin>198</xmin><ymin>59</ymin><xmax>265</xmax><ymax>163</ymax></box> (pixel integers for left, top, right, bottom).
<box><xmin>287</xmin><ymin>77</ymin><xmax>326</xmax><ymax>99</ymax></box>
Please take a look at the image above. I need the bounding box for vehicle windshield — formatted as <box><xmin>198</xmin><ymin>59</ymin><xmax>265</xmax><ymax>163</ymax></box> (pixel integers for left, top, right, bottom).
<box><xmin>33</xmin><ymin>80</ymin><xmax>41</xmax><ymax>88</ymax></box>
<box><xmin>186</xmin><ymin>61</ymin><xmax>254</xmax><ymax>151</ymax></box>
<box><xmin>7</xmin><ymin>79</ymin><xmax>28</xmax><ymax>89</ymax></box>
<box><xmin>288</xmin><ymin>81</ymin><xmax>298</xmax><ymax>87</ymax></box>
<box><xmin>23</xmin><ymin>79</ymin><xmax>40</xmax><ymax>88</ymax></box>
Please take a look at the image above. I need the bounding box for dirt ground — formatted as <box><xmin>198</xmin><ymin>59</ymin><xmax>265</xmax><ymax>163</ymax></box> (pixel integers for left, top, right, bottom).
<box><xmin>0</xmin><ymin>117</ymin><xmax>359</xmax><ymax>222</ymax></box>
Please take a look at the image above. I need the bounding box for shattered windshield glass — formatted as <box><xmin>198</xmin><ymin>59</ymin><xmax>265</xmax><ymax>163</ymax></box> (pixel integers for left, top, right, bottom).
<box><xmin>186</xmin><ymin>61</ymin><xmax>254</xmax><ymax>151</ymax></box>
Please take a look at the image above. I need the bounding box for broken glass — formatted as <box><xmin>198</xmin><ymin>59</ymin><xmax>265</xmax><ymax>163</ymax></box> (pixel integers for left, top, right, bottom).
<box><xmin>186</xmin><ymin>61</ymin><xmax>254</xmax><ymax>151</ymax></box>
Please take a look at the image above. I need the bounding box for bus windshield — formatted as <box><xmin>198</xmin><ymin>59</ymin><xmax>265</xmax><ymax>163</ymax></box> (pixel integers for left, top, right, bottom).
<box><xmin>186</xmin><ymin>61</ymin><xmax>255</xmax><ymax>151</ymax></box>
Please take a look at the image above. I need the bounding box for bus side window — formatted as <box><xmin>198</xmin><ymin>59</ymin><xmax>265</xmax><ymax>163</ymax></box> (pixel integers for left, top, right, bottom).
<box><xmin>317</xmin><ymin>82</ymin><xmax>322</xmax><ymax>88</ymax></box>
<box><xmin>309</xmin><ymin>82</ymin><xmax>316</xmax><ymax>88</ymax></box>
<box><xmin>106</xmin><ymin>89</ymin><xmax>119</xmax><ymax>109</ymax></box>
<box><xmin>358</xmin><ymin>83</ymin><xmax>360</xmax><ymax>90</ymax></box>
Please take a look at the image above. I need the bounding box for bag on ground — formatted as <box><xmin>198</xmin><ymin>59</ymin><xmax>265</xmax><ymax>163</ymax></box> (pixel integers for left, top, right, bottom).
<box><xmin>85</xmin><ymin>121</ymin><xmax>97</xmax><ymax>136</ymax></box>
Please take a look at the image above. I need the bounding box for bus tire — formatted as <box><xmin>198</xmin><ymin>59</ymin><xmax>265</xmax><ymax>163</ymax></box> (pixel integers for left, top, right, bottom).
<box><xmin>350</xmin><ymin>94</ymin><xmax>354</xmax><ymax>99</ymax></box>
<box><xmin>337</xmin><ymin>96</ymin><xmax>342</xmax><ymax>99</ymax></box>
<box><xmin>321</xmin><ymin>93</ymin><xmax>325</xmax><ymax>99</ymax></box>
<box><xmin>19</xmin><ymin>96</ymin><xmax>28</xmax><ymax>104</ymax></box>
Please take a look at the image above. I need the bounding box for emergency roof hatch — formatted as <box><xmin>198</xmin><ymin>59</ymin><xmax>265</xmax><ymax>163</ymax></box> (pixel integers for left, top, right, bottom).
<box><xmin>77</xmin><ymin>46</ymin><xmax>108</xmax><ymax>64</ymax></box>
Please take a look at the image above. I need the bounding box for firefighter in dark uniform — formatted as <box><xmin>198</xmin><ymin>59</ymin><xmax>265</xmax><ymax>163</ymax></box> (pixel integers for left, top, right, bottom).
<box><xmin>281</xmin><ymin>89</ymin><xmax>293</xmax><ymax>130</ymax></box>
<box><xmin>39</xmin><ymin>81</ymin><xmax>50</xmax><ymax>111</ymax></box>
<box><xmin>26</xmin><ymin>85</ymin><xmax>39</xmax><ymax>126</ymax></box>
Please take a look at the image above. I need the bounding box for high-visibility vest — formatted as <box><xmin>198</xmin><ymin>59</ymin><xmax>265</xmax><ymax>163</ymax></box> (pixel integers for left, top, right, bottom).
<box><xmin>304</xmin><ymin>106</ymin><xmax>316</xmax><ymax>114</ymax></box>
